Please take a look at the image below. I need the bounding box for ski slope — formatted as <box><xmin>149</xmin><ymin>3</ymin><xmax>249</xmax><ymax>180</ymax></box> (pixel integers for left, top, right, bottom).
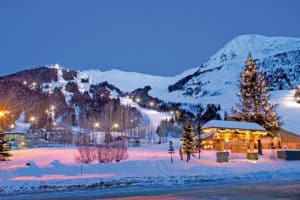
<box><xmin>120</xmin><ymin>97</ymin><xmax>173</xmax><ymax>129</ymax></box>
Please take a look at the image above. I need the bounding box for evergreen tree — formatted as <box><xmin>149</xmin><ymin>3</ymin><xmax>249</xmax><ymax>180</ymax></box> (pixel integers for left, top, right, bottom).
<box><xmin>168</xmin><ymin>140</ymin><xmax>174</xmax><ymax>163</ymax></box>
<box><xmin>196</xmin><ymin>122</ymin><xmax>202</xmax><ymax>159</ymax></box>
<box><xmin>231</xmin><ymin>55</ymin><xmax>281</xmax><ymax>137</ymax></box>
<box><xmin>181</xmin><ymin>120</ymin><xmax>195</xmax><ymax>162</ymax></box>
<box><xmin>224</xmin><ymin>111</ymin><xmax>229</xmax><ymax>121</ymax></box>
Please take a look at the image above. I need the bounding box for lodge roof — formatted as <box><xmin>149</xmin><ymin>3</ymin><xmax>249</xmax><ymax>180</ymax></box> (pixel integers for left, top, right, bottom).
<box><xmin>202</xmin><ymin>120</ymin><xmax>266</xmax><ymax>131</ymax></box>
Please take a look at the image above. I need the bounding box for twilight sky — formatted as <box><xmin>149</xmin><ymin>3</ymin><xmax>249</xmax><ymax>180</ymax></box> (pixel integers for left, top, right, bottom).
<box><xmin>0</xmin><ymin>0</ymin><xmax>300</xmax><ymax>76</ymax></box>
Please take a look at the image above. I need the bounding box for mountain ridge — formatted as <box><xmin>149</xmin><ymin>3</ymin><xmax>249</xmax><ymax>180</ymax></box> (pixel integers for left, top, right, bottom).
<box><xmin>0</xmin><ymin>34</ymin><xmax>299</xmax><ymax>133</ymax></box>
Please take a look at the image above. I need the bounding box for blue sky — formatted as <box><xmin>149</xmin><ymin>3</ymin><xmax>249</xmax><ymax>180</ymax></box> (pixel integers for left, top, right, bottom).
<box><xmin>0</xmin><ymin>0</ymin><xmax>299</xmax><ymax>76</ymax></box>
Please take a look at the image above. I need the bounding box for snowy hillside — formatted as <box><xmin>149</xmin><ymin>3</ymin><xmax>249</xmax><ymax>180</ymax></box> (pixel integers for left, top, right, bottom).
<box><xmin>77</xmin><ymin>35</ymin><xmax>300</xmax><ymax>106</ymax></box>
<box><xmin>169</xmin><ymin>34</ymin><xmax>300</xmax><ymax>99</ymax></box>
<box><xmin>0</xmin><ymin>34</ymin><xmax>299</xmax><ymax>136</ymax></box>
<box><xmin>80</xmin><ymin>67</ymin><xmax>200</xmax><ymax>103</ymax></box>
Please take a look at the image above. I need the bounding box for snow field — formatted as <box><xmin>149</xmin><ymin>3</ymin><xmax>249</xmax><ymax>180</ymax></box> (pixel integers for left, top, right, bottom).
<box><xmin>1</xmin><ymin>140</ymin><xmax>300</xmax><ymax>195</ymax></box>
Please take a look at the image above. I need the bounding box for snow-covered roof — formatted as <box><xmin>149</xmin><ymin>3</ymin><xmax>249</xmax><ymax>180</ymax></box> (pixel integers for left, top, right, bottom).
<box><xmin>202</xmin><ymin>120</ymin><xmax>266</xmax><ymax>131</ymax></box>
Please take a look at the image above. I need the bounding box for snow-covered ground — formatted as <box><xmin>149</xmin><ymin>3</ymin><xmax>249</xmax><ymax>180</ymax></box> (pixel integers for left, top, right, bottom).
<box><xmin>1</xmin><ymin>140</ymin><xmax>300</xmax><ymax>195</ymax></box>
<box><xmin>271</xmin><ymin>90</ymin><xmax>300</xmax><ymax>134</ymax></box>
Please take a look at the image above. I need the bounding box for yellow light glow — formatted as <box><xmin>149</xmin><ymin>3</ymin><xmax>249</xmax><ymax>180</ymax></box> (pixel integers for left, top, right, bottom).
<box><xmin>94</xmin><ymin>122</ymin><xmax>100</xmax><ymax>127</ymax></box>
<box><xmin>135</xmin><ymin>98</ymin><xmax>141</xmax><ymax>103</ymax></box>
<box><xmin>113</xmin><ymin>123</ymin><xmax>119</xmax><ymax>129</ymax></box>
<box><xmin>30</xmin><ymin>116</ymin><xmax>35</xmax><ymax>122</ymax></box>
<box><xmin>149</xmin><ymin>101</ymin><xmax>155</xmax><ymax>107</ymax></box>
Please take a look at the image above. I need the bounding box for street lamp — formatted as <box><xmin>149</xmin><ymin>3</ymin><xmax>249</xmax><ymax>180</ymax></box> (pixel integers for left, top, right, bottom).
<box><xmin>29</xmin><ymin>116</ymin><xmax>36</xmax><ymax>139</ymax></box>
<box><xmin>93</xmin><ymin>122</ymin><xmax>100</xmax><ymax>143</ymax></box>
<box><xmin>113</xmin><ymin>123</ymin><xmax>119</xmax><ymax>129</ymax></box>
<box><xmin>51</xmin><ymin>105</ymin><xmax>55</xmax><ymax>111</ymax></box>
<box><xmin>30</xmin><ymin>116</ymin><xmax>35</xmax><ymax>122</ymax></box>
<box><xmin>94</xmin><ymin>122</ymin><xmax>100</xmax><ymax>128</ymax></box>
<box><xmin>10</xmin><ymin>124</ymin><xmax>15</xmax><ymax>129</ymax></box>
<box><xmin>112</xmin><ymin>123</ymin><xmax>120</xmax><ymax>137</ymax></box>
<box><xmin>149</xmin><ymin>101</ymin><xmax>155</xmax><ymax>107</ymax></box>
<box><xmin>135</xmin><ymin>98</ymin><xmax>141</xmax><ymax>103</ymax></box>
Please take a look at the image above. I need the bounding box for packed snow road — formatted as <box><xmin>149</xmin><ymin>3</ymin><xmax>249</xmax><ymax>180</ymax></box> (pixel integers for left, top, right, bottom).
<box><xmin>3</xmin><ymin>180</ymin><xmax>300</xmax><ymax>200</ymax></box>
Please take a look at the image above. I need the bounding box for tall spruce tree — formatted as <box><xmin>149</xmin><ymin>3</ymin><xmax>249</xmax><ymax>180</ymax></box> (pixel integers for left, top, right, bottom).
<box><xmin>231</xmin><ymin>55</ymin><xmax>281</xmax><ymax>137</ymax></box>
<box><xmin>181</xmin><ymin>120</ymin><xmax>195</xmax><ymax>162</ymax></box>
<box><xmin>196</xmin><ymin>122</ymin><xmax>202</xmax><ymax>159</ymax></box>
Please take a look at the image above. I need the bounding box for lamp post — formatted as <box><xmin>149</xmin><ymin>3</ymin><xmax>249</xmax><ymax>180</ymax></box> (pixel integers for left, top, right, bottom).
<box><xmin>93</xmin><ymin>122</ymin><xmax>99</xmax><ymax>143</ymax></box>
<box><xmin>149</xmin><ymin>101</ymin><xmax>155</xmax><ymax>107</ymax></box>
<box><xmin>10</xmin><ymin>124</ymin><xmax>15</xmax><ymax>130</ymax></box>
<box><xmin>135</xmin><ymin>98</ymin><xmax>141</xmax><ymax>103</ymax></box>
<box><xmin>113</xmin><ymin>123</ymin><xmax>119</xmax><ymax>137</ymax></box>
<box><xmin>29</xmin><ymin>116</ymin><xmax>35</xmax><ymax>139</ymax></box>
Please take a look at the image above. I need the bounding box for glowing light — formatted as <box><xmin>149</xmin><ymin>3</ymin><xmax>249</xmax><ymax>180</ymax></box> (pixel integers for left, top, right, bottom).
<box><xmin>23</xmin><ymin>81</ymin><xmax>28</xmax><ymax>85</ymax></box>
<box><xmin>30</xmin><ymin>116</ymin><xmax>35</xmax><ymax>122</ymax></box>
<box><xmin>135</xmin><ymin>98</ymin><xmax>141</xmax><ymax>103</ymax></box>
<box><xmin>113</xmin><ymin>123</ymin><xmax>119</xmax><ymax>129</ymax></box>
<box><xmin>0</xmin><ymin>110</ymin><xmax>9</xmax><ymax>118</ymax></box>
<box><xmin>149</xmin><ymin>101</ymin><xmax>155</xmax><ymax>107</ymax></box>
<box><xmin>94</xmin><ymin>122</ymin><xmax>100</xmax><ymax>128</ymax></box>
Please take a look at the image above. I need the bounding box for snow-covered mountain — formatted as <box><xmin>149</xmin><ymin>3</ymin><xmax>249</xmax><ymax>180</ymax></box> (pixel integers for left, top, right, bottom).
<box><xmin>1</xmin><ymin>34</ymin><xmax>299</xmax><ymax>134</ymax></box>
<box><xmin>168</xmin><ymin>35</ymin><xmax>300</xmax><ymax>105</ymax></box>
<box><xmin>77</xmin><ymin>34</ymin><xmax>300</xmax><ymax>110</ymax></box>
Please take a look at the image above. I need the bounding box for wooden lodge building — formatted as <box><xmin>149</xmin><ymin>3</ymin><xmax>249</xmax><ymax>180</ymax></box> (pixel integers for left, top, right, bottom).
<box><xmin>201</xmin><ymin>120</ymin><xmax>267</xmax><ymax>153</ymax></box>
<box><xmin>201</xmin><ymin>120</ymin><xmax>300</xmax><ymax>153</ymax></box>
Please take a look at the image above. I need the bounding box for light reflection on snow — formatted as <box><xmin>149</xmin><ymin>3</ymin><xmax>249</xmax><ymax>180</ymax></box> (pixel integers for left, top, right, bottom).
<box><xmin>12</xmin><ymin>173</ymin><xmax>114</xmax><ymax>181</ymax></box>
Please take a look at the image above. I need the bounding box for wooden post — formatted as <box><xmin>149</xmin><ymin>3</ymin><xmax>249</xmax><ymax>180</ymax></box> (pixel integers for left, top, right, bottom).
<box><xmin>250</xmin><ymin>139</ymin><xmax>255</xmax><ymax>152</ymax></box>
<box><xmin>220</xmin><ymin>139</ymin><xmax>225</xmax><ymax>152</ymax></box>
